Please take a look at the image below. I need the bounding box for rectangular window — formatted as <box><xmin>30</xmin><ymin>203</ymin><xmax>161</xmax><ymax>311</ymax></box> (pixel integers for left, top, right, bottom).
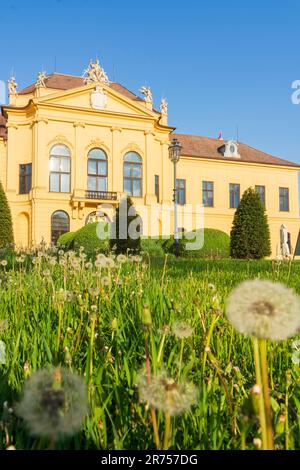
<box><xmin>87</xmin><ymin>159</ymin><xmax>107</xmax><ymax>192</ymax></box>
<box><xmin>229</xmin><ymin>183</ymin><xmax>240</xmax><ymax>208</ymax></box>
<box><xmin>155</xmin><ymin>175</ymin><xmax>159</xmax><ymax>202</ymax></box>
<box><xmin>49</xmin><ymin>156</ymin><xmax>71</xmax><ymax>193</ymax></box>
<box><xmin>19</xmin><ymin>163</ymin><xmax>32</xmax><ymax>194</ymax></box>
<box><xmin>255</xmin><ymin>185</ymin><xmax>266</xmax><ymax>207</ymax></box>
<box><xmin>202</xmin><ymin>181</ymin><xmax>214</xmax><ymax>207</ymax></box>
<box><xmin>279</xmin><ymin>187</ymin><xmax>289</xmax><ymax>211</ymax></box>
<box><xmin>176</xmin><ymin>179</ymin><xmax>186</xmax><ymax>205</ymax></box>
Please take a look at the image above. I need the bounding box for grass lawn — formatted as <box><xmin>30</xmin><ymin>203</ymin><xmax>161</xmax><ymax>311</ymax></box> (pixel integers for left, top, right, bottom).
<box><xmin>0</xmin><ymin>252</ymin><xmax>299</xmax><ymax>450</ymax></box>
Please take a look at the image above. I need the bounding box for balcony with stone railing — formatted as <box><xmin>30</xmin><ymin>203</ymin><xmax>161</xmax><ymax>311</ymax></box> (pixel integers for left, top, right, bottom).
<box><xmin>85</xmin><ymin>190</ymin><xmax>118</xmax><ymax>201</ymax></box>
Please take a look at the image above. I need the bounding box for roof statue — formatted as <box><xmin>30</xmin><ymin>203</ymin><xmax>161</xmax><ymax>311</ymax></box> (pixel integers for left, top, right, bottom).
<box><xmin>83</xmin><ymin>59</ymin><xmax>110</xmax><ymax>85</ymax></box>
<box><xmin>36</xmin><ymin>71</ymin><xmax>47</xmax><ymax>88</ymax></box>
<box><xmin>7</xmin><ymin>75</ymin><xmax>18</xmax><ymax>95</ymax></box>
<box><xmin>140</xmin><ymin>86</ymin><xmax>153</xmax><ymax>103</ymax></box>
<box><xmin>160</xmin><ymin>98</ymin><xmax>168</xmax><ymax>115</ymax></box>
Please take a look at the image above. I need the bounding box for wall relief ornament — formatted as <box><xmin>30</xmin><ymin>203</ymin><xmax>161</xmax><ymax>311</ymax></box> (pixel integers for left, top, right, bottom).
<box><xmin>85</xmin><ymin>139</ymin><xmax>110</xmax><ymax>155</ymax></box>
<box><xmin>83</xmin><ymin>59</ymin><xmax>109</xmax><ymax>85</ymax></box>
<box><xmin>48</xmin><ymin>135</ymin><xmax>73</xmax><ymax>150</ymax></box>
<box><xmin>91</xmin><ymin>86</ymin><xmax>108</xmax><ymax>110</ymax></box>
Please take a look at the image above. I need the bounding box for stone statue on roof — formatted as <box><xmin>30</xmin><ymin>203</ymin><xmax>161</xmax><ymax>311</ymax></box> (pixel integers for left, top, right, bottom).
<box><xmin>36</xmin><ymin>71</ymin><xmax>47</xmax><ymax>88</ymax></box>
<box><xmin>140</xmin><ymin>86</ymin><xmax>153</xmax><ymax>103</ymax></box>
<box><xmin>8</xmin><ymin>75</ymin><xmax>18</xmax><ymax>95</ymax></box>
<box><xmin>83</xmin><ymin>59</ymin><xmax>110</xmax><ymax>85</ymax></box>
<box><xmin>160</xmin><ymin>98</ymin><xmax>168</xmax><ymax>115</ymax></box>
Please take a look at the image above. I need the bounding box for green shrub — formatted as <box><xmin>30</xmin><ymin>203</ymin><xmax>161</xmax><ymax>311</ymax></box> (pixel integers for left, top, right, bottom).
<box><xmin>141</xmin><ymin>237</ymin><xmax>166</xmax><ymax>256</ymax></box>
<box><xmin>110</xmin><ymin>197</ymin><xmax>141</xmax><ymax>254</ymax></box>
<box><xmin>0</xmin><ymin>180</ymin><xmax>14</xmax><ymax>248</ymax></box>
<box><xmin>163</xmin><ymin>228</ymin><xmax>230</xmax><ymax>259</ymax></box>
<box><xmin>57</xmin><ymin>232</ymin><xmax>75</xmax><ymax>249</ymax></box>
<box><xmin>230</xmin><ymin>187</ymin><xmax>271</xmax><ymax>259</ymax></box>
<box><xmin>72</xmin><ymin>222</ymin><xmax>109</xmax><ymax>254</ymax></box>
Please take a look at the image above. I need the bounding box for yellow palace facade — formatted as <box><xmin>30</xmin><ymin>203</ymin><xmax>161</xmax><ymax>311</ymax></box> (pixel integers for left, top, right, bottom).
<box><xmin>0</xmin><ymin>60</ymin><xmax>299</xmax><ymax>256</ymax></box>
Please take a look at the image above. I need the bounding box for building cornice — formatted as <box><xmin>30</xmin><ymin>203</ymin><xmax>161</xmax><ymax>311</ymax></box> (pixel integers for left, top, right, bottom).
<box><xmin>180</xmin><ymin>154</ymin><xmax>300</xmax><ymax>171</ymax></box>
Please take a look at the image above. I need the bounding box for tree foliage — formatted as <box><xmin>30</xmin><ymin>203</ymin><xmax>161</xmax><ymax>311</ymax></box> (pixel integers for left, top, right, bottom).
<box><xmin>0</xmin><ymin>180</ymin><xmax>14</xmax><ymax>248</ymax></box>
<box><xmin>110</xmin><ymin>197</ymin><xmax>141</xmax><ymax>254</ymax></box>
<box><xmin>230</xmin><ymin>187</ymin><xmax>271</xmax><ymax>259</ymax></box>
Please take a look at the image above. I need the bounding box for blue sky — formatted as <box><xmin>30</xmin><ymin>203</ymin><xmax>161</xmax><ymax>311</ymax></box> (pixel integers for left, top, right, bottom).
<box><xmin>1</xmin><ymin>0</ymin><xmax>300</xmax><ymax>162</ymax></box>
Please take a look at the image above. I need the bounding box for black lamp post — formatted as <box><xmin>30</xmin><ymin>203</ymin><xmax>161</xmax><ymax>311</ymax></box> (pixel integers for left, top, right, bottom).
<box><xmin>168</xmin><ymin>138</ymin><xmax>182</xmax><ymax>257</ymax></box>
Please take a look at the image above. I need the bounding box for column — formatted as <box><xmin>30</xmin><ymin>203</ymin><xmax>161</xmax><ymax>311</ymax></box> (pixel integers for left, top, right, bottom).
<box><xmin>110</xmin><ymin>126</ymin><xmax>122</xmax><ymax>195</ymax></box>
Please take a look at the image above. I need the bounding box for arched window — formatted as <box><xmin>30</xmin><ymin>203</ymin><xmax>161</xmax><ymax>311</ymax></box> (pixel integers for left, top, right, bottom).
<box><xmin>87</xmin><ymin>148</ymin><xmax>107</xmax><ymax>192</ymax></box>
<box><xmin>51</xmin><ymin>211</ymin><xmax>70</xmax><ymax>245</ymax></box>
<box><xmin>85</xmin><ymin>211</ymin><xmax>110</xmax><ymax>225</ymax></box>
<box><xmin>123</xmin><ymin>151</ymin><xmax>142</xmax><ymax>197</ymax></box>
<box><xmin>49</xmin><ymin>144</ymin><xmax>71</xmax><ymax>193</ymax></box>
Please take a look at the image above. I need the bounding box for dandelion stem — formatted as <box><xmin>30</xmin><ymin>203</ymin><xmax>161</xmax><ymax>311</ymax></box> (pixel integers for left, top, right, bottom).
<box><xmin>259</xmin><ymin>339</ymin><xmax>274</xmax><ymax>450</ymax></box>
<box><xmin>145</xmin><ymin>333</ymin><xmax>160</xmax><ymax>449</ymax></box>
<box><xmin>86</xmin><ymin>314</ymin><xmax>96</xmax><ymax>386</ymax></box>
<box><xmin>163</xmin><ymin>412</ymin><xmax>171</xmax><ymax>450</ymax></box>
<box><xmin>178</xmin><ymin>339</ymin><xmax>184</xmax><ymax>378</ymax></box>
<box><xmin>56</xmin><ymin>304</ymin><xmax>63</xmax><ymax>357</ymax></box>
<box><xmin>161</xmin><ymin>255</ymin><xmax>168</xmax><ymax>290</ymax></box>
<box><xmin>253</xmin><ymin>337</ymin><xmax>268</xmax><ymax>450</ymax></box>
<box><xmin>157</xmin><ymin>334</ymin><xmax>166</xmax><ymax>364</ymax></box>
<box><xmin>285</xmin><ymin>371</ymin><xmax>290</xmax><ymax>450</ymax></box>
<box><xmin>202</xmin><ymin>315</ymin><xmax>219</xmax><ymax>375</ymax></box>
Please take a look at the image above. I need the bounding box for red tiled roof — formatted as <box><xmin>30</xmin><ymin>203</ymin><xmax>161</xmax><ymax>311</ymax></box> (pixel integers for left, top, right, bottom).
<box><xmin>171</xmin><ymin>133</ymin><xmax>300</xmax><ymax>168</ymax></box>
<box><xmin>0</xmin><ymin>115</ymin><xmax>7</xmax><ymax>140</ymax></box>
<box><xmin>19</xmin><ymin>73</ymin><xmax>144</xmax><ymax>102</ymax></box>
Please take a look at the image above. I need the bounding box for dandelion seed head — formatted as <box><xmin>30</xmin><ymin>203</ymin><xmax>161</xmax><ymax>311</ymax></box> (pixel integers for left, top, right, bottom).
<box><xmin>137</xmin><ymin>370</ymin><xmax>197</xmax><ymax>416</ymax></box>
<box><xmin>172</xmin><ymin>321</ymin><xmax>193</xmax><ymax>339</ymax></box>
<box><xmin>226</xmin><ymin>279</ymin><xmax>300</xmax><ymax>340</ymax></box>
<box><xmin>0</xmin><ymin>319</ymin><xmax>8</xmax><ymax>333</ymax></box>
<box><xmin>253</xmin><ymin>438</ymin><xmax>262</xmax><ymax>449</ymax></box>
<box><xmin>95</xmin><ymin>258</ymin><xmax>106</xmax><ymax>268</ymax></box>
<box><xmin>17</xmin><ymin>367</ymin><xmax>87</xmax><ymax>439</ymax></box>
<box><xmin>104</xmin><ymin>258</ymin><xmax>115</xmax><ymax>269</ymax></box>
<box><xmin>101</xmin><ymin>276</ymin><xmax>110</xmax><ymax>286</ymax></box>
<box><xmin>88</xmin><ymin>288</ymin><xmax>99</xmax><ymax>298</ymax></box>
<box><xmin>158</xmin><ymin>325</ymin><xmax>171</xmax><ymax>335</ymax></box>
<box><xmin>116</xmin><ymin>254</ymin><xmax>127</xmax><ymax>264</ymax></box>
<box><xmin>207</xmin><ymin>283</ymin><xmax>216</xmax><ymax>291</ymax></box>
<box><xmin>251</xmin><ymin>384</ymin><xmax>261</xmax><ymax>395</ymax></box>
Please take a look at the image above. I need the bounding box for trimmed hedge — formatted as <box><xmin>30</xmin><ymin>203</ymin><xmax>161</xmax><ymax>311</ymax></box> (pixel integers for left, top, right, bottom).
<box><xmin>57</xmin><ymin>232</ymin><xmax>75</xmax><ymax>249</ymax></box>
<box><xmin>72</xmin><ymin>222</ymin><xmax>109</xmax><ymax>254</ymax></box>
<box><xmin>163</xmin><ymin>228</ymin><xmax>230</xmax><ymax>259</ymax></box>
<box><xmin>57</xmin><ymin>225</ymin><xmax>230</xmax><ymax>259</ymax></box>
<box><xmin>141</xmin><ymin>237</ymin><xmax>166</xmax><ymax>256</ymax></box>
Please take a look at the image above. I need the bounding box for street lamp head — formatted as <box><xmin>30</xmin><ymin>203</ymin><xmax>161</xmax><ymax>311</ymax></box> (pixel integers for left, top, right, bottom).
<box><xmin>169</xmin><ymin>138</ymin><xmax>182</xmax><ymax>163</ymax></box>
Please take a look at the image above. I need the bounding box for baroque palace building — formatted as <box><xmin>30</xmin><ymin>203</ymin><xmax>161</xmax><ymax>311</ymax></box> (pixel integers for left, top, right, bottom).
<box><xmin>0</xmin><ymin>59</ymin><xmax>299</xmax><ymax>256</ymax></box>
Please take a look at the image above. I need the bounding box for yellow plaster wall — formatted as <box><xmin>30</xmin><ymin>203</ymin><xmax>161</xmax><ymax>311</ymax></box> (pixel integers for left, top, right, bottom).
<box><xmin>1</xmin><ymin>82</ymin><xmax>299</xmax><ymax>257</ymax></box>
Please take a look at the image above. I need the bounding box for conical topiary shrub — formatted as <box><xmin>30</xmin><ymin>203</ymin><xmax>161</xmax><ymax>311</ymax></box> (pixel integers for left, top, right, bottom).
<box><xmin>230</xmin><ymin>187</ymin><xmax>271</xmax><ymax>259</ymax></box>
<box><xmin>110</xmin><ymin>196</ymin><xmax>142</xmax><ymax>254</ymax></box>
<box><xmin>0</xmin><ymin>180</ymin><xmax>14</xmax><ymax>248</ymax></box>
